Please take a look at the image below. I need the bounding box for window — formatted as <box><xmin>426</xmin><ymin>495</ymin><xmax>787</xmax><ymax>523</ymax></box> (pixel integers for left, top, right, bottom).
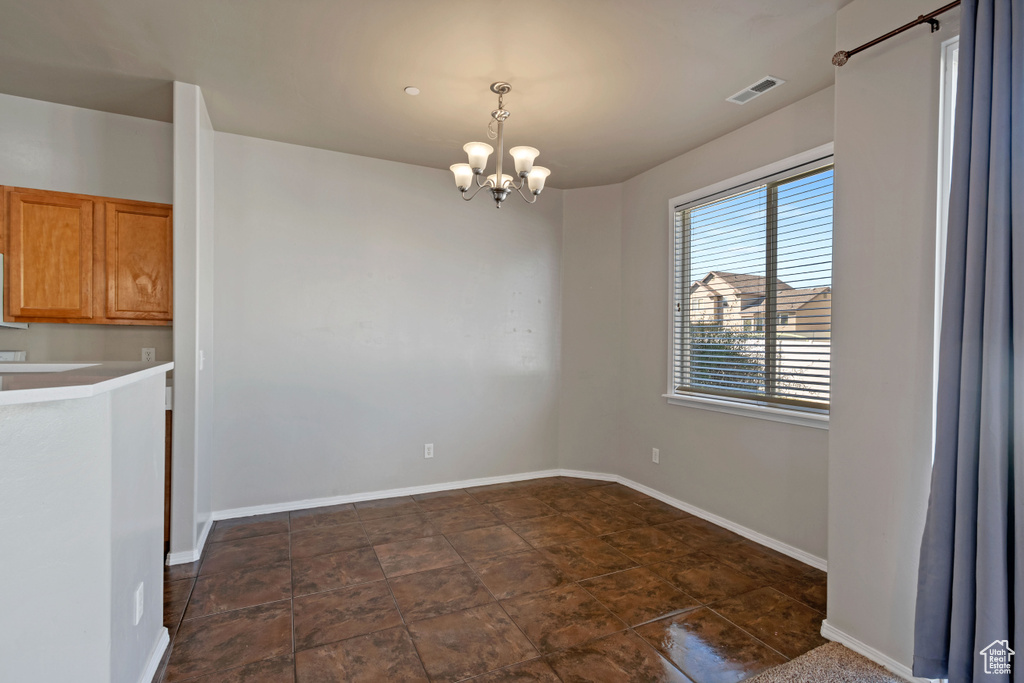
<box><xmin>667</xmin><ymin>150</ymin><xmax>833</xmax><ymax>422</ymax></box>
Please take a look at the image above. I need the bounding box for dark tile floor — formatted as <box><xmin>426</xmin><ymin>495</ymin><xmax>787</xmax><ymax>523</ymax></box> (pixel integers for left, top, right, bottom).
<box><xmin>159</xmin><ymin>477</ymin><xmax>827</xmax><ymax>682</ymax></box>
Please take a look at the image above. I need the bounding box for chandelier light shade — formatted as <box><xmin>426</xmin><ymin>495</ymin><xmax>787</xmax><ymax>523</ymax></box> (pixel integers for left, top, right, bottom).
<box><xmin>527</xmin><ymin>166</ymin><xmax>550</xmax><ymax>193</ymax></box>
<box><xmin>451</xmin><ymin>82</ymin><xmax>550</xmax><ymax>208</ymax></box>
<box><xmin>508</xmin><ymin>146</ymin><xmax>539</xmax><ymax>175</ymax></box>
<box><xmin>450</xmin><ymin>163</ymin><xmax>474</xmax><ymax>191</ymax></box>
<box><xmin>463</xmin><ymin>142</ymin><xmax>493</xmax><ymax>171</ymax></box>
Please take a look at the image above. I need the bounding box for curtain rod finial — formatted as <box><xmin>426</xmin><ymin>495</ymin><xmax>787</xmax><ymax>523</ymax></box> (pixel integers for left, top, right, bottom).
<box><xmin>832</xmin><ymin>51</ymin><xmax>850</xmax><ymax>67</ymax></box>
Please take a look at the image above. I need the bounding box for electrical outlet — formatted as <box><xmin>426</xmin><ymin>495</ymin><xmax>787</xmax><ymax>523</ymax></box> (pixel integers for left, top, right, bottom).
<box><xmin>134</xmin><ymin>582</ymin><xmax>144</xmax><ymax>625</ymax></box>
<box><xmin>652</xmin><ymin>448</ymin><xmax>660</xmax><ymax>464</ymax></box>
<box><xmin>142</xmin><ymin>348</ymin><xmax>155</xmax><ymax>362</ymax></box>
<box><xmin>424</xmin><ymin>443</ymin><xmax>434</xmax><ymax>459</ymax></box>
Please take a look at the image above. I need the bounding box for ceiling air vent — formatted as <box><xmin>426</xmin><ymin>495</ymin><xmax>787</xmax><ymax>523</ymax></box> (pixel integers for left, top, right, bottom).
<box><xmin>726</xmin><ymin>75</ymin><xmax>786</xmax><ymax>105</ymax></box>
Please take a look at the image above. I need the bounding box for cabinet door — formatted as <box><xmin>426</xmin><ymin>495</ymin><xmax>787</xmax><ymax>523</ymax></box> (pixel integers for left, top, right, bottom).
<box><xmin>6</xmin><ymin>189</ymin><xmax>94</xmax><ymax>319</ymax></box>
<box><xmin>105</xmin><ymin>201</ymin><xmax>173</xmax><ymax>321</ymax></box>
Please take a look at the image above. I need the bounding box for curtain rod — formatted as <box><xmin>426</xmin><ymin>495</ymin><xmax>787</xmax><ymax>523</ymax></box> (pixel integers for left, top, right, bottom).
<box><xmin>832</xmin><ymin>1</ymin><xmax>961</xmax><ymax>66</ymax></box>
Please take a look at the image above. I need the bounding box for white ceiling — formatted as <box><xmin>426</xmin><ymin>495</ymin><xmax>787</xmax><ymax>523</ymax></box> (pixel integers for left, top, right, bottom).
<box><xmin>0</xmin><ymin>0</ymin><xmax>849</xmax><ymax>188</ymax></box>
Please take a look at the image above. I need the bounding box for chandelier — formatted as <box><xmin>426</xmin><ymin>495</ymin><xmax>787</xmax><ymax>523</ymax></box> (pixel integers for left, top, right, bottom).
<box><xmin>450</xmin><ymin>82</ymin><xmax>550</xmax><ymax>209</ymax></box>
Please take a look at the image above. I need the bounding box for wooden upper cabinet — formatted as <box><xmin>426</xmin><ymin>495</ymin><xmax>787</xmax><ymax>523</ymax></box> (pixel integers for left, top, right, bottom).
<box><xmin>105</xmin><ymin>202</ymin><xmax>173</xmax><ymax>321</ymax></box>
<box><xmin>2</xmin><ymin>186</ymin><xmax>172</xmax><ymax>325</ymax></box>
<box><xmin>6</xmin><ymin>189</ymin><xmax>94</xmax><ymax>319</ymax></box>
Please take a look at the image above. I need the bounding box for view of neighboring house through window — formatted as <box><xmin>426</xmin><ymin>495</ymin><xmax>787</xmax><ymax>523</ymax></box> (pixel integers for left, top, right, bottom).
<box><xmin>672</xmin><ymin>161</ymin><xmax>833</xmax><ymax>410</ymax></box>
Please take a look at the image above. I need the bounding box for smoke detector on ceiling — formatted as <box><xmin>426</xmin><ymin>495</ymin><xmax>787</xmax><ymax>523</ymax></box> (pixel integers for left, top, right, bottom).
<box><xmin>726</xmin><ymin>75</ymin><xmax>786</xmax><ymax>105</ymax></box>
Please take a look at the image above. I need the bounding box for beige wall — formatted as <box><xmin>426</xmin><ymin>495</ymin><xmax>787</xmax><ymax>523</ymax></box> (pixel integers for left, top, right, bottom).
<box><xmin>827</xmin><ymin>0</ymin><xmax>959</xmax><ymax>669</ymax></box>
<box><xmin>211</xmin><ymin>132</ymin><xmax>564</xmax><ymax>511</ymax></box>
<box><xmin>558</xmin><ymin>184</ymin><xmax>623</xmax><ymax>473</ymax></box>
<box><xmin>560</xmin><ymin>87</ymin><xmax>834</xmax><ymax>559</ymax></box>
<box><xmin>0</xmin><ymin>324</ymin><xmax>173</xmax><ymax>363</ymax></box>
<box><xmin>0</xmin><ymin>93</ymin><xmax>174</xmax><ymax>362</ymax></box>
<box><xmin>169</xmin><ymin>82</ymin><xmax>217</xmax><ymax>559</ymax></box>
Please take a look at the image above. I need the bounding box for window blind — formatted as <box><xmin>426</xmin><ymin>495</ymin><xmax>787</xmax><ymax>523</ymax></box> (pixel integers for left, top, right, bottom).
<box><xmin>672</xmin><ymin>163</ymin><xmax>833</xmax><ymax>410</ymax></box>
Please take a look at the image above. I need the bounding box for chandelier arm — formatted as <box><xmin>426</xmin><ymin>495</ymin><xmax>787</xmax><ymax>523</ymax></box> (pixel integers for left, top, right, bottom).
<box><xmin>513</xmin><ymin>184</ymin><xmax>538</xmax><ymax>204</ymax></box>
<box><xmin>474</xmin><ymin>172</ymin><xmax>488</xmax><ymax>188</ymax></box>
<box><xmin>461</xmin><ymin>182</ymin><xmax>491</xmax><ymax>201</ymax></box>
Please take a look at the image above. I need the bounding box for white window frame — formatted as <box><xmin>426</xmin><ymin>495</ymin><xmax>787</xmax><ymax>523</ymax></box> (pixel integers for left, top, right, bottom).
<box><xmin>664</xmin><ymin>143</ymin><xmax>834</xmax><ymax>430</ymax></box>
<box><xmin>933</xmin><ymin>37</ymin><xmax>959</xmax><ymax>455</ymax></box>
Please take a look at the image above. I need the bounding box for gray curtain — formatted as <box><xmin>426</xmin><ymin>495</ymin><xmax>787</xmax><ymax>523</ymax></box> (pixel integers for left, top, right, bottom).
<box><xmin>914</xmin><ymin>0</ymin><xmax>1023</xmax><ymax>681</ymax></box>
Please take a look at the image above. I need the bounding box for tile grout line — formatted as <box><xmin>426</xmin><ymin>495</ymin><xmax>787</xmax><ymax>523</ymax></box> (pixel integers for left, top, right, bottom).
<box><xmin>624</xmin><ymin>623</ymin><xmax>693</xmax><ymax>679</ymax></box>
<box><xmin>620</xmin><ymin>545</ymin><xmax>806</xmax><ymax>664</ymax></box>
<box><xmin>357</xmin><ymin>502</ymin><xmax>432</xmax><ymax>676</ymax></box>
<box><xmin>272</xmin><ymin>517</ymin><xmax>299</xmax><ymax>683</ymax></box>
<box><xmin>442</xmin><ymin>521</ymin><xmax>544</xmax><ymax>672</ymax></box>
<box><xmin>380</xmin><ymin>573</ymin><xmax>433</xmax><ymax>679</ymax></box>
<box><xmin>161</xmin><ymin>524</ymin><xmax>216</xmax><ymax>681</ymax></box>
<box><xmin>288</xmin><ymin>521</ymin><xmax>296</xmax><ymax>676</ymax></box>
<box><xmin>448</xmin><ymin>484</ymin><xmax>666</xmax><ymax>675</ymax></box>
<box><xmin>433</xmin><ymin>485</ymin><xmax>596</xmax><ymax>678</ymax></box>
<box><xmin>166</xmin><ymin>479</ymin><xmax>823</xmax><ymax>681</ymax></box>
<box><xmin>704</xmin><ymin>601</ymin><xmax>794</xmax><ymax>662</ymax></box>
<box><xmin>703</xmin><ymin>584</ymin><xmax>824</xmax><ymax>660</ymax></box>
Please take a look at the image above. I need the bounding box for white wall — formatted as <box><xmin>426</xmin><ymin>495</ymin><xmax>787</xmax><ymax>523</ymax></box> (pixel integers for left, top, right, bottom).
<box><xmin>196</xmin><ymin>90</ymin><xmax>216</xmax><ymax>543</ymax></box>
<box><xmin>0</xmin><ymin>396</ymin><xmax>112</xmax><ymax>682</ymax></box>
<box><xmin>211</xmin><ymin>133</ymin><xmax>563</xmax><ymax>511</ymax></box>
<box><xmin>0</xmin><ymin>373</ymin><xmax>168</xmax><ymax>683</ymax></box>
<box><xmin>559</xmin><ymin>88</ymin><xmax>835</xmax><ymax>560</ymax></box>
<box><xmin>170</xmin><ymin>82</ymin><xmax>215</xmax><ymax>559</ymax></box>
<box><xmin>109</xmin><ymin>374</ymin><xmax>167</xmax><ymax>683</ymax></box>
<box><xmin>0</xmin><ymin>92</ymin><xmax>171</xmax><ymax>203</ymax></box>
<box><xmin>558</xmin><ymin>184</ymin><xmax>623</xmax><ymax>473</ymax></box>
<box><xmin>0</xmin><ymin>93</ymin><xmax>173</xmax><ymax>361</ymax></box>
<box><xmin>827</xmin><ymin>0</ymin><xmax>959</xmax><ymax>670</ymax></box>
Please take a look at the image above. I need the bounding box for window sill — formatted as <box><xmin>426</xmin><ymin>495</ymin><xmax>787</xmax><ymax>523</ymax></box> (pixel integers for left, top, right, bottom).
<box><xmin>663</xmin><ymin>393</ymin><xmax>829</xmax><ymax>430</ymax></box>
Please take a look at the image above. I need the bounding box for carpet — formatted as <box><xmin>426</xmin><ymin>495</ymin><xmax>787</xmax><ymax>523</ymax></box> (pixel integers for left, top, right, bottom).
<box><xmin>747</xmin><ymin>642</ymin><xmax>905</xmax><ymax>682</ymax></box>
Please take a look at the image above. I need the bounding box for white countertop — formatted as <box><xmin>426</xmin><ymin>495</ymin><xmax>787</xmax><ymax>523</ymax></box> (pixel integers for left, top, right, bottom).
<box><xmin>0</xmin><ymin>361</ymin><xmax>174</xmax><ymax>406</ymax></box>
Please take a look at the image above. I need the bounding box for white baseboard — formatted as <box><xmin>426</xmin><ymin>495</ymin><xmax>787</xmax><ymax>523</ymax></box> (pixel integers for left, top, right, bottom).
<box><xmin>138</xmin><ymin>627</ymin><xmax>169</xmax><ymax>683</ymax></box>
<box><xmin>165</xmin><ymin>548</ymin><xmax>199</xmax><ymax>565</ymax></box>
<box><xmin>196</xmin><ymin>514</ymin><xmax>212</xmax><ymax>557</ymax></box>
<box><xmin>820</xmin><ymin>620</ymin><xmax>936</xmax><ymax>682</ymax></box>
<box><xmin>212</xmin><ymin>469</ymin><xmax>564</xmax><ymax>521</ymax></box>
<box><xmin>559</xmin><ymin>468</ymin><xmax>826</xmax><ymax>572</ymax></box>
<box><xmin>209</xmin><ymin>466</ymin><xmax>824</xmax><ymax>573</ymax></box>
<box><xmin>617</xmin><ymin>474</ymin><xmax>827</xmax><ymax>572</ymax></box>
<box><xmin>165</xmin><ymin>515</ymin><xmax>214</xmax><ymax>566</ymax></box>
<box><xmin>558</xmin><ymin>468</ymin><xmax>619</xmax><ymax>484</ymax></box>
